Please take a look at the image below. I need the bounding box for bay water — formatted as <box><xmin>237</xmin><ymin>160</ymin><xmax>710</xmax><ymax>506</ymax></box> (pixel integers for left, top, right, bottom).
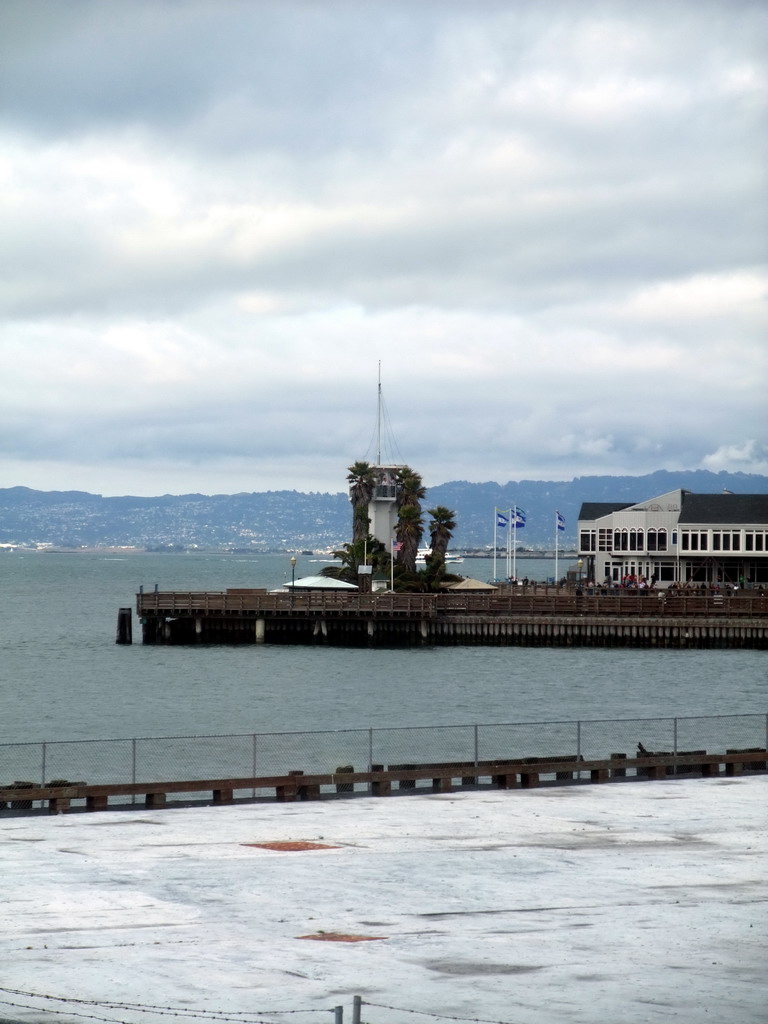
<box><xmin>0</xmin><ymin>551</ymin><xmax>765</xmax><ymax>748</ymax></box>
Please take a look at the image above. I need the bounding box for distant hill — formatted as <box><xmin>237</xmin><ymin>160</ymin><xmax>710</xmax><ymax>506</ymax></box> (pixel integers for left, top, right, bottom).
<box><xmin>1</xmin><ymin>470</ymin><xmax>767</xmax><ymax>551</ymax></box>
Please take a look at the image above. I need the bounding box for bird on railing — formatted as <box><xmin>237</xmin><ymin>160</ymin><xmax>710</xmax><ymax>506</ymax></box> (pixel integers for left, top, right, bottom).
<box><xmin>637</xmin><ymin>742</ymin><xmax>648</xmax><ymax>755</ymax></box>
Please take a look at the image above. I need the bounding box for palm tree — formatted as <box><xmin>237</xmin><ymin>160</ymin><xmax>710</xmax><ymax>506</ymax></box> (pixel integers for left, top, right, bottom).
<box><xmin>321</xmin><ymin>535</ymin><xmax>387</xmax><ymax>585</ymax></box>
<box><xmin>347</xmin><ymin>461</ymin><xmax>376</xmax><ymax>545</ymax></box>
<box><xmin>390</xmin><ymin>466</ymin><xmax>426</xmax><ymax>577</ymax></box>
<box><xmin>424</xmin><ymin>505</ymin><xmax>457</xmax><ymax>589</ymax></box>
<box><xmin>427</xmin><ymin>506</ymin><xmax>456</xmax><ymax>561</ymax></box>
<box><xmin>396</xmin><ymin>466</ymin><xmax>426</xmax><ymax>510</ymax></box>
<box><xmin>394</xmin><ymin>503</ymin><xmax>423</xmax><ymax>574</ymax></box>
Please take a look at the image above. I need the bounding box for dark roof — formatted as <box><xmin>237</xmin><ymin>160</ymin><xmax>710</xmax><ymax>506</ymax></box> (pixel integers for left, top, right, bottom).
<box><xmin>578</xmin><ymin>502</ymin><xmax>635</xmax><ymax>520</ymax></box>
<box><xmin>679</xmin><ymin>493</ymin><xmax>768</xmax><ymax>525</ymax></box>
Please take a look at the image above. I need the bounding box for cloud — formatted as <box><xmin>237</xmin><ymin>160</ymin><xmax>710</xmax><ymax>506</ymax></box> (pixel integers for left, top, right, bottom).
<box><xmin>0</xmin><ymin>0</ymin><xmax>765</xmax><ymax>495</ymax></box>
<box><xmin>702</xmin><ymin>441</ymin><xmax>768</xmax><ymax>476</ymax></box>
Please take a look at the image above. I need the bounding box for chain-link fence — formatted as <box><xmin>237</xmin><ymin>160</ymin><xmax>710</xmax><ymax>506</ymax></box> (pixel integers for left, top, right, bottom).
<box><xmin>1</xmin><ymin>713</ymin><xmax>765</xmax><ymax>794</ymax></box>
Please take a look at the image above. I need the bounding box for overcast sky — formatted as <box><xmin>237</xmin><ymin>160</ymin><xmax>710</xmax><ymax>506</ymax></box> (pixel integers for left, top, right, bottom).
<box><xmin>1</xmin><ymin>1</ymin><xmax>766</xmax><ymax>496</ymax></box>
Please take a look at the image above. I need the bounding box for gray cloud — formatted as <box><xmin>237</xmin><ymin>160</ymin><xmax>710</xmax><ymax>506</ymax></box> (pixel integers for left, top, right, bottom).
<box><xmin>0</xmin><ymin>0</ymin><xmax>765</xmax><ymax>496</ymax></box>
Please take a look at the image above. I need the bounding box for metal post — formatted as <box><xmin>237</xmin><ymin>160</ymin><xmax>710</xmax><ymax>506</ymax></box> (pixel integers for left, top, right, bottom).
<box><xmin>474</xmin><ymin>724</ymin><xmax>479</xmax><ymax>767</ymax></box>
<box><xmin>132</xmin><ymin>738</ymin><xmax>137</xmax><ymax>805</ymax></box>
<box><xmin>576</xmin><ymin>720</ymin><xmax>582</xmax><ymax>779</ymax></box>
<box><xmin>673</xmin><ymin>717</ymin><xmax>678</xmax><ymax>775</ymax></box>
<box><xmin>41</xmin><ymin>742</ymin><xmax>47</xmax><ymax>786</ymax></box>
<box><xmin>352</xmin><ymin>995</ymin><xmax>362</xmax><ymax>1024</ymax></box>
<box><xmin>290</xmin><ymin>556</ymin><xmax>297</xmax><ymax>609</ymax></box>
<box><xmin>252</xmin><ymin>733</ymin><xmax>258</xmax><ymax>798</ymax></box>
<box><xmin>368</xmin><ymin>727</ymin><xmax>374</xmax><ymax>794</ymax></box>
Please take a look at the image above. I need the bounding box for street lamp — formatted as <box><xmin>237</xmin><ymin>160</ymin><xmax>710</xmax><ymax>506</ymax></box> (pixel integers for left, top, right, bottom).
<box><xmin>290</xmin><ymin>555</ymin><xmax>297</xmax><ymax>608</ymax></box>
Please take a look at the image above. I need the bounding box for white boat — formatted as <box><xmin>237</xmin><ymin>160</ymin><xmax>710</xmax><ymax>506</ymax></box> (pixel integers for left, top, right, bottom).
<box><xmin>415</xmin><ymin>548</ymin><xmax>464</xmax><ymax>566</ymax></box>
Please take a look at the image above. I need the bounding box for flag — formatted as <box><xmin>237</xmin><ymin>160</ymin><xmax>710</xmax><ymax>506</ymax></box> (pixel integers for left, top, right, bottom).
<box><xmin>556</xmin><ymin>511</ymin><xmax>565</xmax><ymax>532</ymax></box>
<box><xmin>496</xmin><ymin>510</ymin><xmax>509</xmax><ymax>528</ymax></box>
<box><xmin>391</xmin><ymin>540</ymin><xmax>403</xmax><ymax>553</ymax></box>
<box><xmin>513</xmin><ymin>508</ymin><xmax>526</xmax><ymax>528</ymax></box>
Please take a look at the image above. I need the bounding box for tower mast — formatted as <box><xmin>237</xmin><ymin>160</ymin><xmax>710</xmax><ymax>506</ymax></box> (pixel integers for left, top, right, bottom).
<box><xmin>376</xmin><ymin>360</ymin><xmax>382</xmax><ymax>466</ymax></box>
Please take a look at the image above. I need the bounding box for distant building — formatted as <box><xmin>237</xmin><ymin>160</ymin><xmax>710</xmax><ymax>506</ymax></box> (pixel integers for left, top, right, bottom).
<box><xmin>577</xmin><ymin>489</ymin><xmax>768</xmax><ymax>587</ymax></box>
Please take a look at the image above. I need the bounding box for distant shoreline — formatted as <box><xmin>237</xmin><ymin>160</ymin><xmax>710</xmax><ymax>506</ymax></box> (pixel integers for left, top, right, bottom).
<box><xmin>2</xmin><ymin>546</ymin><xmax>578</xmax><ymax>560</ymax></box>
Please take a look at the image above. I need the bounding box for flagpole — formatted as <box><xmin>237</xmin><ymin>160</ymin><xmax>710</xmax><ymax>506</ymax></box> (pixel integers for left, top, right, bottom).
<box><xmin>512</xmin><ymin>504</ymin><xmax>517</xmax><ymax>583</ymax></box>
<box><xmin>555</xmin><ymin>511</ymin><xmax>559</xmax><ymax>585</ymax></box>
<box><xmin>390</xmin><ymin>537</ymin><xmax>394</xmax><ymax>591</ymax></box>
<box><xmin>493</xmin><ymin>509</ymin><xmax>497</xmax><ymax>582</ymax></box>
<box><xmin>506</xmin><ymin>507</ymin><xmax>511</xmax><ymax>580</ymax></box>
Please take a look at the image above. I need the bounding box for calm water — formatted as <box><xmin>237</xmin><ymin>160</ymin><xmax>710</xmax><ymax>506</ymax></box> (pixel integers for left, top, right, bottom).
<box><xmin>0</xmin><ymin>552</ymin><xmax>765</xmax><ymax>745</ymax></box>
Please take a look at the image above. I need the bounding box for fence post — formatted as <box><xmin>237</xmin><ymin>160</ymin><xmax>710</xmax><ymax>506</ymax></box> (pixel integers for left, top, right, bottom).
<box><xmin>132</xmin><ymin>738</ymin><xmax>137</xmax><ymax>805</ymax></box>
<box><xmin>474</xmin><ymin>724</ymin><xmax>479</xmax><ymax>767</ymax></box>
<box><xmin>673</xmin><ymin>717</ymin><xmax>678</xmax><ymax>775</ymax></box>
<box><xmin>576</xmin><ymin>720</ymin><xmax>582</xmax><ymax>778</ymax></box>
<box><xmin>334</xmin><ymin>1005</ymin><xmax>343</xmax><ymax>1023</ymax></box>
<box><xmin>352</xmin><ymin>995</ymin><xmax>362</xmax><ymax>1024</ymax></box>
<box><xmin>41</xmin><ymin>742</ymin><xmax>46</xmax><ymax>786</ymax></box>
<box><xmin>368</xmin><ymin>728</ymin><xmax>374</xmax><ymax>794</ymax></box>
<box><xmin>252</xmin><ymin>734</ymin><xmax>258</xmax><ymax>798</ymax></box>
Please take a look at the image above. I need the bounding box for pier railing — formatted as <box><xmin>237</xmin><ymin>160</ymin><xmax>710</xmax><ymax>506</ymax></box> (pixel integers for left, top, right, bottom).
<box><xmin>136</xmin><ymin>589</ymin><xmax>768</xmax><ymax>618</ymax></box>
<box><xmin>2</xmin><ymin>713</ymin><xmax>765</xmax><ymax>798</ymax></box>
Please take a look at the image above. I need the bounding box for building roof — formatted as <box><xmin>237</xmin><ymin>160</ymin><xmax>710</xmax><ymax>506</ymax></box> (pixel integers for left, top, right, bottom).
<box><xmin>578</xmin><ymin>493</ymin><xmax>768</xmax><ymax>525</ymax></box>
<box><xmin>578</xmin><ymin>502</ymin><xmax>635</xmax><ymax>521</ymax></box>
<box><xmin>679</xmin><ymin>493</ymin><xmax>768</xmax><ymax>525</ymax></box>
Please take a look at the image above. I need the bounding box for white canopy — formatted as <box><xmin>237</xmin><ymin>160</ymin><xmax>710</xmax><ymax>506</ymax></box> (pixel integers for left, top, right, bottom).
<box><xmin>282</xmin><ymin>575</ymin><xmax>358</xmax><ymax>590</ymax></box>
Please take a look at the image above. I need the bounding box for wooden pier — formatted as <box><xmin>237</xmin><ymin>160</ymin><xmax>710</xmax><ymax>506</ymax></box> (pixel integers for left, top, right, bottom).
<box><xmin>132</xmin><ymin>588</ymin><xmax>768</xmax><ymax>648</ymax></box>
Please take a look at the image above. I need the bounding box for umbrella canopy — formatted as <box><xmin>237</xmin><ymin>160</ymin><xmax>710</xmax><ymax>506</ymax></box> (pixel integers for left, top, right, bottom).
<box><xmin>283</xmin><ymin>575</ymin><xmax>358</xmax><ymax>590</ymax></box>
<box><xmin>443</xmin><ymin>577</ymin><xmax>498</xmax><ymax>591</ymax></box>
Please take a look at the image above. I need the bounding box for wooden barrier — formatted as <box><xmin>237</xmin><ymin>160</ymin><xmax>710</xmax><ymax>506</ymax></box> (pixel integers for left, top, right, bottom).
<box><xmin>1</xmin><ymin>750</ymin><xmax>766</xmax><ymax>815</ymax></box>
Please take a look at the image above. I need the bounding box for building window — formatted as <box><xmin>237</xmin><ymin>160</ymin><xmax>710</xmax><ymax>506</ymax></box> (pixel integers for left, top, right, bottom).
<box><xmin>598</xmin><ymin>529</ymin><xmax>611</xmax><ymax>551</ymax></box>
<box><xmin>732</xmin><ymin>533</ymin><xmax>741</xmax><ymax>551</ymax></box>
<box><xmin>721</xmin><ymin>534</ymin><xmax>731</xmax><ymax>551</ymax></box>
<box><xmin>756</xmin><ymin>534</ymin><xmax>765</xmax><ymax>552</ymax></box>
<box><xmin>579</xmin><ymin>531</ymin><xmax>596</xmax><ymax>552</ymax></box>
<box><xmin>630</xmin><ymin>529</ymin><xmax>643</xmax><ymax>551</ymax></box>
<box><xmin>657</xmin><ymin>529</ymin><xmax>667</xmax><ymax>552</ymax></box>
<box><xmin>713</xmin><ymin>532</ymin><xmax>721</xmax><ymax>551</ymax></box>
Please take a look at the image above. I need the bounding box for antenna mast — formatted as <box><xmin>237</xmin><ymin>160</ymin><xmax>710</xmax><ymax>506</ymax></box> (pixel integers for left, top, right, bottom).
<box><xmin>376</xmin><ymin>361</ymin><xmax>382</xmax><ymax>466</ymax></box>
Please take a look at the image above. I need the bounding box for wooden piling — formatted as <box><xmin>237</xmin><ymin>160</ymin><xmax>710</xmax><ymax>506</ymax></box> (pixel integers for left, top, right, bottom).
<box><xmin>115</xmin><ymin>608</ymin><xmax>132</xmax><ymax>645</ymax></box>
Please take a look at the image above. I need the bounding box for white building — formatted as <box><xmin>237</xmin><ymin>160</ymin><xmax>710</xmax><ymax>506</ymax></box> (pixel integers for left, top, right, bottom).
<box><xmin>578</xmin><ymin>489</ymin><xmax>768</xmax><ymax>587</ymax></box>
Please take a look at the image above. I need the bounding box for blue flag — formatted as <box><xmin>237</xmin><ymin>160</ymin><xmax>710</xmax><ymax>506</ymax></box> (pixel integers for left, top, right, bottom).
<box><xmin>513</xmin><ymin>508</ymin><xmax>526</xmax><ymax>528</ymax></box>
<box><xmin>556</xmin><ymin>511</ymin><xmax>565</xmax><ymax>531</ymax></box>
<box><xmin>496</xmin><ymin>511</ymin><xmax>509</xmax><ymax>528</ymax></box>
